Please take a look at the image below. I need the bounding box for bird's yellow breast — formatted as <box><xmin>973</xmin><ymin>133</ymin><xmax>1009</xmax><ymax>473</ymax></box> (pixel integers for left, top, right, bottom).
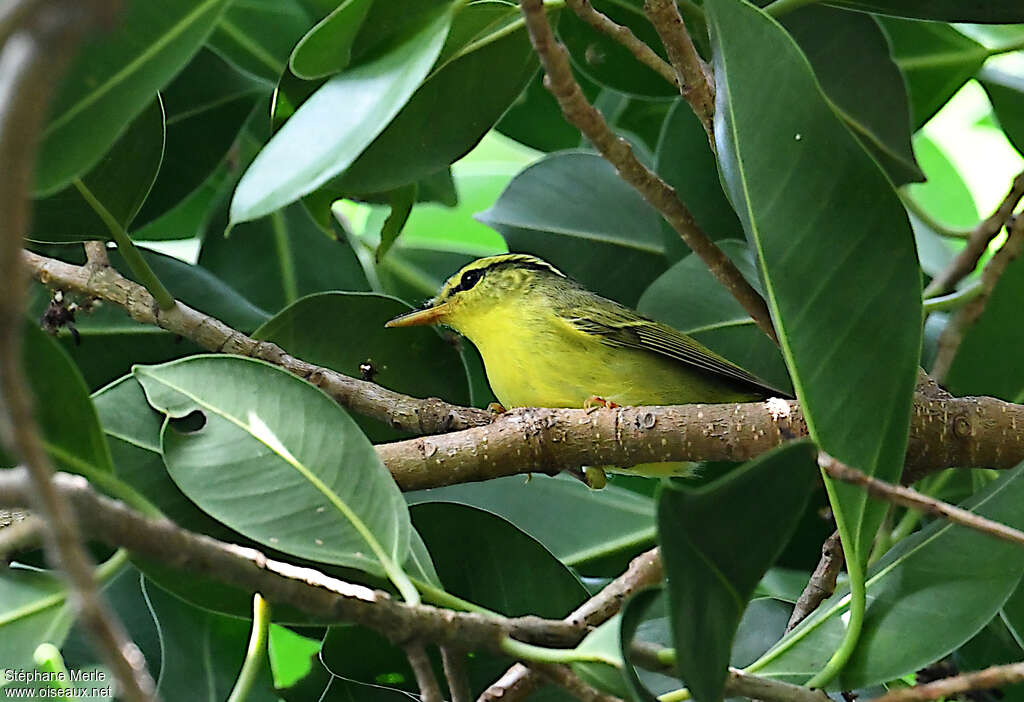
<box><xmin>453</xmin><ymin>297</ymin><xmax>759</xmax><ymax>409</ymax></box>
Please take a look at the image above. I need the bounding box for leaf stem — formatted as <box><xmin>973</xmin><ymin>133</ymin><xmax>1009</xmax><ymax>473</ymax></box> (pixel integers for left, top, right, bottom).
<box><xmin>414</xmin><ymin>578</ymin><xmax>499</xmax><ymax>615</ymax></box>
<box><xmin>762</xmin><ymin>0</ymin><xmax>823</xmax><ymax>17</ymax></box>
<box><xmin>987</xmin><ymin>36</ymin><xmax>1024</xmax><ymax>57</ymax></box>
<box><xmin>659</xmin><ymin>688</ymin><xmax>691</xmax><ymax>702</ymax></box>
<box><xmin>226</xmin><ymin>594</ymin><xmax>271</xmax><ymax>702</ymax></box>
<box><xmin>71</xmin><ymin>177</ymin><xmax>175</xmax><ymax>310</ymax></box>
<box><xmin>499</xmin><ymin>636</ymin><xmax>618</xmax><ymax>665</ymax></box>
<box><xmin>900</xmin><ymin>192</ymin><xmax>971</xmax><ymax>239</ymax></box>
<box><xmin>922</xmin><ymin>281</ymin><xmax>983</xmax><ymax>313</ymax></box>
<box><xmin>804</xmin><ymin>469</ymin><xmax>865</xmax><ymax>689</ymax></box>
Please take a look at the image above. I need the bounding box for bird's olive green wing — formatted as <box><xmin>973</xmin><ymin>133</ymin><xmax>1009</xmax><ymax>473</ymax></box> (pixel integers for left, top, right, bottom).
<box><xmin>566</xmin><ymin>303</ymin><xmax>787</xmax><ymax>396</ymax></box>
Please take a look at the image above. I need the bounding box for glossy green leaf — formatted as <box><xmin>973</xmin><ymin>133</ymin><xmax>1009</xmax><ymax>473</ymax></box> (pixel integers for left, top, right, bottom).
<box><xmin>880</xmin><ymin>18</ymin><xmax>988</xmax><ymax>129</ymax></box>
<box><xmin>10</xmin><ymin>323</ymin><xmax>116</xmax><ymax>479</ymax></box>
<box><xmin>35</xmin><ymin>0</ymin><xmax>234</xmax><ymax>195</ymax></box>
<box><xmin>980</xmin><ymin>67</ymin><xmax>1024</xmax><ymax>158</ymax></box>
<box><xmin>29</xmin><ymin>98</ymin><xmax>164</xmax><ymax>243</ymax></box>
<box><xmin>328</xmin><ymin>3</ymin><xmax>540</xmax><ymax>194</ymax></box>
<box><xmin>559</xmin><ymin>0</ymin><xmax>674</xmax><ymax>98</ymax></box>
<box><xmin>134</xmin><ymin>161</ymin><xmax>235</xmax><ymax>241</ymax></box>
<box><xmin>253</xmin><ymin>292</ymin><xmax>471</xmax><ymax>441</ymax></box>
<box><xmin>320</xmin><ymin>625</ymin><xmax>421</xmax><ymax>695</ymax></box>
<box><xmin>945</xmin><ymin>252</ymin><xmax>1024</xmax><ymax>400</ymax></box>
<box><xmin>782</xmin><ymin>6</ymin><xmax>922</xmax><ymax>185</ymax></box>
<box><xmin>619</xmin><ymin>589</ymin><xmax>663</xmax><ymax>702</ymax></box>
<box><xmin>375</xmin><ymin>183</ymin><xmax>417</xmax><ymax>262</ymax></box>
<box><xmin>658</xmin><ymin>441</ymin><xmax>818</xmax><ymax>702</ymax></box>
<box><xmin>280</xmin><ymin>660</ymin><xmax>413</xmax><ymax>701</ymax></box>
<box><xmin>638</xmin><ymin>240</ymin><xmax>791</xmax><ymax>393</ymax></box>
<box><xmin>408</xmin><ymin>474</ymin><xmax>656</xmax><ymax>573</ymax></box>
<box><xmin>207</xmin><ymin>0</ymin><xmax>314</xmax><ymax>83</ymax></box>
<box><xmin>134</xmin><ymin>355</ymin><xmax>412</xmax><ymax>578</ymax></box>
<box><xmin>477</xmin><ymin>151</ymin><xmax>668</xmax><ymax>305</ymax></box>
<box><xmin>134</xmin><ymin>49</ymin><xmax>265</xmax><ymax>227</ymax></box>
<box><xmin>908</xmin><ymin>211</ymin><xmax>957</xmax><ymax>278</ymax></box>
<box><xmin>142</xmin><ymin>578</ymin><xmax>279</xmax><ymax>701</ymax></box>
<box><xmin>655</xmin><ymin>101</ymin><xmax>745</xmax><ymax>260</ymax></box>
<box><xmin>571</xmin><ymin>615</ymin><xmax>630</xmax><ymax>698</ymax></box>
<box><xmin>710</xmin><ymin>0</ymin><xmax>922</xmax><ymax>563</ymax></box>
<box><xmin>750</xmin><ymin>463</ymin><xmax>1024</xmax><ymax>688</ymax></box>
<box><xmin>823</xmin><ymin>1</ymin><xmax>1024</xmax><ymax>23</ymax></box>
<box><xmin>0</xmin><ymin>567</ymin><xmax>72</xmax><ymax>679</ymax></box>
<box><xmin>375</xmin><ymin>245</ymin><xmax>477</xmax><ymax>305</ymax></box>
<box><xmin>905</xmin><ymin>134</ymin><xmax>979</xmax><ymax>230</ymax></box>
<box><xmin>229</xmin><ymin>6</ymin><xmax>453</xmax><ymax>223</ymax></box>
<box><xmin>497</xmin><ymin>69</ymin><xmax>594</xmax><ymax>152</ymax></box>
<box><xmin>290</xmin><ymin>0</ymin><xmax>375</xmax><ymax>79</ymax></box>
<box><xmin>200</xmin><ymin>203</ymin><xmax>370</xmax><ymax>315</ymax></box>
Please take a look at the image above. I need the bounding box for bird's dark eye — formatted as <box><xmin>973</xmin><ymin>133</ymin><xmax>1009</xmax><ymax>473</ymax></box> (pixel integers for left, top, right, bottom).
<box><xmin>459</xmin><ymin>269</ymin><xmax>484</xmax><ymax>292</ymax></box>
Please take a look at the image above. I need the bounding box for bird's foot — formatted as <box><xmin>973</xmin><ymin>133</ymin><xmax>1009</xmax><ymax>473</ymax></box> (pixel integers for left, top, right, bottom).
<box><xmin>584</xmin><ymin>395</ymin><xmax>619</xmax><ymax>414</ymax></box>
<box><xmin>487</xmin><ymin>402</ymin><xmax>507</xmax><ymax>414</ymax></box>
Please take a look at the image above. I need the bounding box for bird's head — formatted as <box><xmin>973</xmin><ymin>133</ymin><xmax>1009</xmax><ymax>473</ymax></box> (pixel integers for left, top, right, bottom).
<box><xmin>385</xmin><ymin>253</ymin><xmax>566</xmax><ymax>333</ymax></box>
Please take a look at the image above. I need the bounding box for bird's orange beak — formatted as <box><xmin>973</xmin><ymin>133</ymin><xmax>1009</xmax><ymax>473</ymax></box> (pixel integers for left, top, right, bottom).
<box><xmin>384</xmin><ymin>302</ymin><xmax>451</xmax><ymax>328</ymax></box>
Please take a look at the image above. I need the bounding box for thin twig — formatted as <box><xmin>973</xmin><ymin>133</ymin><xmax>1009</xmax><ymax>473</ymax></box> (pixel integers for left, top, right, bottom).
<box><xmin>924</xmin><ymin>171</ymin><xmax>1024</xmax><ymax>297</ymax></box>
<box><xmin>870</xmin><ymin>662</ymin><xmax>1024</xmax><ymax>702</ymax></box>
<box><xmin>819</xmin><ymin>454</ymin><xmax>1024</xmax><ymax>548</ymax></box>
<box><xmin>529</xmin><ymin>662</ymin><xmax>623</xmax><ymax>702</ymax></box>
<box><xmin>786</xmin><ymin>530</ymin><xmax>842</xmax><ymax>632</ymax></box>
<box><xmin>643</xmin><ymin>0</ymin><xmax>715</xmax><ymax>144</ymax></box>
<box><xmin>565</xmin><ymin>0</ymin><xmax>677</xmax><ymax>87</ymax></box>
<box><xmin>441</xmin><ymin>647</ymin><xmax>472</xmax><ymax>702</ymax></box>
<box><xmin>519</xmin><ymin>0</ymin><xmax>777</xmax><ymax>342</ymax></box>
<box><xmin>0</xmin><ymin>2</ymin><xmax>157</xmax><ymax>700</ymax></box>
<box><xmin>479</xmin><ymin>548</ymin><xmax>663</xmax><ymax>702</ymax></box>
<box><xmin>405</xmin><ymin>643</ymin><xmax>443</xmax><ymax>702</ymax></box>
<box><xmin>932</xmin><ymin>213</ymin><xmax>1024</xmax><ymax>382</ymax></box>
<box><xmin>24</xmin><ymin>251</ymin><xmax>492</xmax><ymax>435</ymax></box>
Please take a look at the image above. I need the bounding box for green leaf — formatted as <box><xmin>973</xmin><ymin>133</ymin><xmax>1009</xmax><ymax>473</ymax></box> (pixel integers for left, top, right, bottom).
<box><xmin>657</xmin><ymin>441</ymin><xmax>818</xmax><ymax>702</ymax></box>
<box><xmin>229</xmin><ymin>6</ymin><xmax>453</xmax><ymax>223</ymax></box>
<box><xmin>200</xmin><ymin>203</ymin><xmax>370</xmax><ymax>314</ymax></box>
<box><xmin>319</xmin><ymin>625</ymin><xmax>421</xmax><ymax>695</ymax></box>
<box><xmin>375</xmin><ymin>245</ymin><xmax>477</xmax><ymax>304</ymax></box>
<box><xmin>142</xmin><ymin>578</ymin><xmax>279</xmax><ymax>701</ymax></box>
<box><xmin>477</xmin><ymin>151</ymin><xmax>668</xmax><ymax>306</ymax></box>
<box><xmin>558</xmin><ymin>0</ymin><xmax>674</xmax><ymax>98</ymax></box>
<box><xmin>637</xmin><ymin>240</ymin><xmax>791</xmax><ymax>393</ymax></box>
<box><xmin>655</xmin><ymin>101</ymin><xmax>746</xmax><ymax>260</ymax></box>
<box><xmin>327</xmin><ymin>2</ymin><xmax>540</xmax><ymax>194</ymax></box>
<box><xmin>29</xmin><ymin>98</ymin><xmax>164</xmax><ymax>243</ymax></box>
<box><xmin>35</xmin><ymin>0</ymin><xmax>234</xmax><ymax>195</ymax></box>
<box><xmin>619</xmin><ymin>589</ymin><xmax>663</xmax><ymax>702</ymax></box>
<box><xmin>375</xmin><ymin>183</ymin><xmax>417</xmax><ymax>263</ymax></box>
<box><xmin>280</xmin><ymin>660</ymin><xmax>413</xmax><ymax>701</ymax></box>
<box><xmin>207</xmin><ymin>0</ymin><xmax>314</xmax><ymax>83</ymax></box>
<box><xmin>408</xmin><ymin>474</ymin><xmax>656</xmax><ymax>573</ymax></box>
<box><xmin>134</xmin><ymin>49</ymin><xmax>265</xmax><ymax>227</ymax></box>
<box><xmin>133</xmin><ymin>355</ymin><xmax>413</xmax><ymax>583</ymax></box>
<box><xmin>823</xmin><ymin>1</ymin><xmax>1024</xmax><ymax>23</ymax></box>
<box><xmin>10</xmin><ymin>323</ymin><xmax>116</xmax><ymax>480</ymax></box>
<box><xmin>879</xmin><ymin>18</ymin><xmax>988</xmax><ymax>130</ymax></box>
<box><xmin>497</xmin><ymin>69</ymin><xmax>594</xmax><ymax>152</ymax></box>
<box><xmin>781</xmin><ymin>6</ymin><xmax>922</xmax><ymax>185</ymax></box>
<box><xmin>750</xmin><ymin>463</ymin><xmax>1024</xmax><ymax>688</ymax></box>
<box><xmin>980</xmin><ymin>67</ymin><xmax>1024</xmax><ymax>158</ymax></box>
<box><xmin>133</xmin><ymin>161</ymin><xmax>235</xmax><ymax>241</ymax></box>
<box><xmin>904</xmin><ymin>134</ymin><xmax>979</xmax><ymax>230</ymax></box>
<box><xmin>252</xmin><ymin>292</ymin><xmax>471</xmax><ymax>441</ymax></box>
<box><xmin>945</xmin><ymin>252</ymin><xmax>1024</xmax><ymax>401</ymax></box>
<box><xmin>0</xmin><ymin>567</ymin><xmax>72</xmax><ymax>679</ymax></box>
<box><xmin>709</xmin><ymin>0</ymin><xmax>922</xmax><ymax>563</ymax></box>
<box><xmin>290</xmin><ymin>0</ymin><xmax>375</xmax><ymax>79</ymax></box>
<box><xmin>571</xmin><ymin>615</ymin><xmax>630</xmax><ymax>698</ymax></box>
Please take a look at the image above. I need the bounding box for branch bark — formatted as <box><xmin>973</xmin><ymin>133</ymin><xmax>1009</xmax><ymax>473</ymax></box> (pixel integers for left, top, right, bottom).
<box><xmin>479</xmin><ymin>548</ymin><xmax>663</xmax><ymax>702</ymax></box>
<box><xmin>785</xmin><ymin>530</ymin><xmax>842</xmax><ymax>632</ymax></box>
<box><xmin>0</xmin><ymin>2</ymin><xmax>156</xmax><ymax>700</ymax></box>
<box><xmin>566</xmin><ymin>0</ymin><xmax>677</xmax><ymax>87</ymax></box>
<box><xmin>870</xmin><ymin>662</ymin><xmax>1024</xmax><ymax>702</ymax></box>
<box><xmin>931</xmin><ymin>213</ymin><xmax>1024</xmax><ymax>382</ymax></box>
<box><xmin>519</xmin><ymin>0</ymin><xmax>777</xmax><ymax>342</ymax></box>
<box><xmin>643</xmin><ymin>0</ymin><xmax>715</xmax><ymax>144</ymax></box>
<box><xmin>405</xmin><ymin>643</ymin><xmax>443</xmax><ymax>702</ymax></box>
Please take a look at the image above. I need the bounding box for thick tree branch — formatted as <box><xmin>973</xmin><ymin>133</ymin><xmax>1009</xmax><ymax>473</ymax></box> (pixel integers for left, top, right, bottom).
<box><xmin>381</xmin><ymin>394</ymin><xmax>1024</xmax><ymax>491</ymax></box>
<box><xmin>23</xmin><ymin>250</ymin><xmax>491</xmax><ymax>434</ymax></box>
<box><xmin>519</xmin><ymin>0</ymin><xmax>777</xmax><ymax>342</ymax></box>
<box><xmin>479</xmin><ymin>548</ymin><xmax>663</xmax><ymax>702</ymax></box>
<box><xmin>0</xmin><ymin>2</ymin><xmax>156</xmax><ymax>700</ymax></box>
<box><xmin>870</xmin><ymin>662</ymin><xmax>1024</xmax><ymax>702</ymax></box>
<box><xmin>643</xmin><ymin>0</ymin><xmax>715</xmax><ymax>144</ymax></box>
<box><xmin>820</xmin><ymin>454</ymin><xmax>1024</xmax><ymax>548</ymax></box>
<box><xmin>566</xmin><ymin>0</ymin><xmax>677</xmax><ymax>87</ymax></box>
<box><xmin>924</xmin><ymin>171</ymin><xmax>1024</xmax><ymax>297</ymax></box>
<box><xmin>932</xmin><ymin>213</ymin><xmax>1024</xmax><ymax>382</ymax></box>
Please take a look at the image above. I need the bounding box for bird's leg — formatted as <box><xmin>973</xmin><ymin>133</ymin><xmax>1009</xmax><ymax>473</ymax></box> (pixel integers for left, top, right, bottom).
<box><xmin>487</xmin><ymin>402</ymin><xmax>507</xmax><ymax>414</ymax></box>
<box><xmin>583</xmin><ymin>395</ymin><xmax>619</xmax><ymax>414</ymax></box>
